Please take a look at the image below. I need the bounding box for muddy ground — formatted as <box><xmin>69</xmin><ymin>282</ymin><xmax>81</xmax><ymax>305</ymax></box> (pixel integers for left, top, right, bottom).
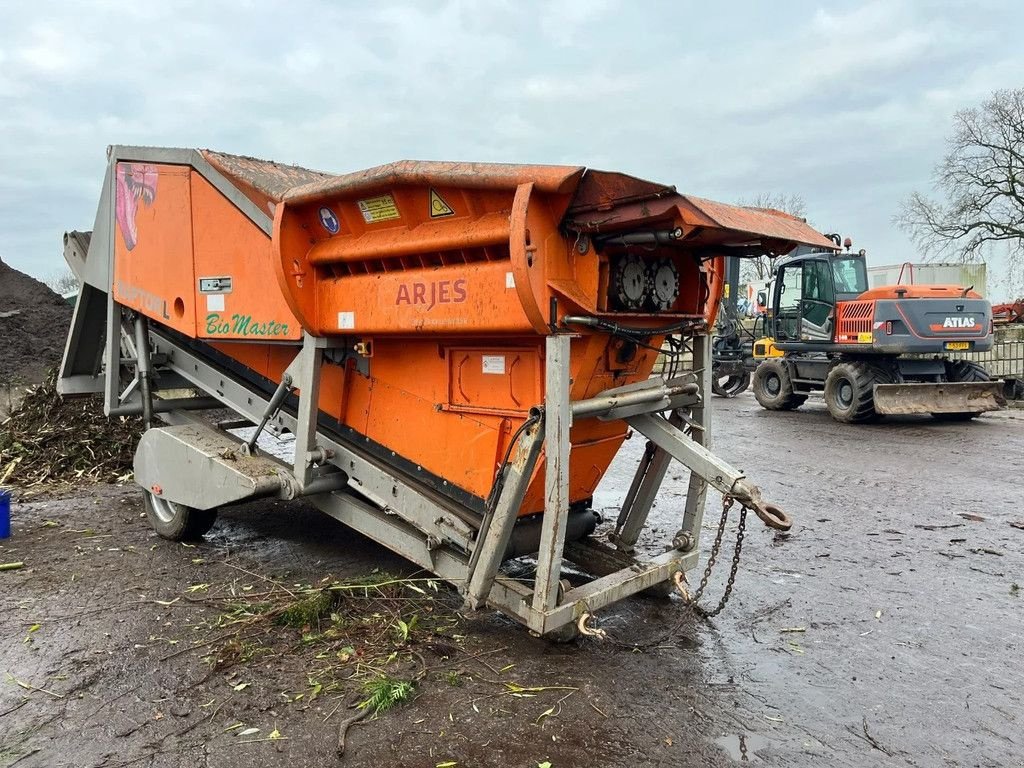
<box><xmin>2</xmin><ymin>393</ymin><xmax>1022</xmax><ymax>768</ymax></box>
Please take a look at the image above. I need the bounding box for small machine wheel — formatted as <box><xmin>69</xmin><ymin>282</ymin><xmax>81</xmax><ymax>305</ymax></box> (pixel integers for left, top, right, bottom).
<box><xmin>932</xmin><ymin>360</ymin><xmax>990</xmax><ymax>421</ymax></box>
<box><xmin>752</xmin><ymin>360</ymin><xmax>806</xmax><ymax>410</ymax></box>
<box><xmin>823</xmin><ymin>361</ymin><xmax>886</xmax><ymax>423</ymax></box>
<box><xmin>144</xmin><ymin>491</ymin><xmax>218</xmax><ymax>541</ymax></box>
<box><xmin>712</xmin><ymin>371</ymin><xmax>752</xmax><ymax>398</ymax></box>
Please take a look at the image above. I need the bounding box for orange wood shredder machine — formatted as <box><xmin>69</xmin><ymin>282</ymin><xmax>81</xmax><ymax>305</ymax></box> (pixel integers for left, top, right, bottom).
<box><xmin>59</xmin><ymin>147</ymin><xmax>833</xmax><ymax>638</ymax></box>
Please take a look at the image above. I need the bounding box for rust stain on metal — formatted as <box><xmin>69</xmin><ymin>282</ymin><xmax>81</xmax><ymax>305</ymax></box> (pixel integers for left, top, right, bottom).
<box><xmin>680</xmin><ymin>196</ymin><xmax>836</xmax><ymax>250</ymax></box>
<box><xmin>566</xmin><ymin>170</ymin><xmax>677</xmax><ymax>214</ymax></box>
<box><xmin>285</xmin><ymin>160</ymin><xmax>586</xmax><ymax>204</ymax></box>
<box><xmin>202</xmin><ymin>150</ymin><xmax>335</xmax><ymax>203</ymax></box>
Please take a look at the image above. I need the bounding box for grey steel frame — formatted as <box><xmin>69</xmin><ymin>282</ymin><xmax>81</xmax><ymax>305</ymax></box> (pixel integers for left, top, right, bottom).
<box><xmin>139</xmin><ymin>328</ymin><xmax>710</xmax><ymax>635</ymax></box>
<box><xmin>59</xmin><ymin>145</ymin><xmax>764</xmax><ymax>637</ymax></box>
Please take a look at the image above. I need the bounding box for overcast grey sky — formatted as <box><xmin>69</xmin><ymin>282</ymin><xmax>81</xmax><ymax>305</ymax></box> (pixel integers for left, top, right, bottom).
<box><xmin>1</xmin><ymin>0</ymin><xmax>1022</xmax><ymax>297</ymax></box>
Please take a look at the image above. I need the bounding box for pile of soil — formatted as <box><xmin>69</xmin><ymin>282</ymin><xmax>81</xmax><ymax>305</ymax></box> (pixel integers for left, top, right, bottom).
<box><xmin>0</xmin><ymin>256</ymin><xmax>73</xmax><ymax>386</ymax></box>
<box><xmin>0</xmin><ymin>369</ymin><xmax>141</xmax><ymax>491</ymax></box>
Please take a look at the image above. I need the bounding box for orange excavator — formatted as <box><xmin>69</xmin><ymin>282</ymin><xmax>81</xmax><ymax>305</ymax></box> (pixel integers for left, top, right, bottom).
<box><xmin>751</xmin><ymin>247</ymin><xmax>1006</xmax><ymax>422</ymax></box>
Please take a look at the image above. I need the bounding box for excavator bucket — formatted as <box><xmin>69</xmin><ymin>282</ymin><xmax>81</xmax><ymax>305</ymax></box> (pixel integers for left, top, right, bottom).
<box><xmin>873</xmin><ymin>382</ymin><xmax>1006</xmax><ymax>415</ymax></box>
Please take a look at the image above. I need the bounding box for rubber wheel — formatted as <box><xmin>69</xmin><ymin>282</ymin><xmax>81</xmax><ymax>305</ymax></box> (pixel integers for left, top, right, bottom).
<box><xmin>752</xmin><ymin>360</ymin><xmax>807</xmax><ymax>410</ymax></box>
<box><xmin>712</xmin><ymin>371</ymin><xmax>752</xmax><ymax>398</ymax></box>
<box><xmin>144</xmin><ymin>491</ymin><xmax>218</xmax><ymax>540</ymax></box>
<box><xmin>823</xmin><ymin>361</ymin><xmax>888</xmax><ymax>423</ymax></box>
<box><xmin>932</xmin><ymin>360</ymin><xmax>990</xmax><ymax>421</ymax></box>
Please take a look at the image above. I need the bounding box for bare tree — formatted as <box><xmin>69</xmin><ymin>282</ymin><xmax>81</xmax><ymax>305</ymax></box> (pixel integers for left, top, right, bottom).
<box><xmin>46</xmin><ymin>268</ymin><xmax>79</xmax><ymax>295</ymax></box>
<box><xmin>735</xmin><ymin>192</ymin><xmax>808</xmax><ymax>283</ymax></box>
<box><xmin>897</xmin><ymin>88</ymin><xmax>1024</xmax><ymax>269</ymax></box>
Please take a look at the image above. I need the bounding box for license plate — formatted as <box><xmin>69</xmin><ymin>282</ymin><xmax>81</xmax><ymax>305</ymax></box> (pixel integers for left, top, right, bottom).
<box><xmin>945</xmin><ymin>341</ymin><xmax>970</xmax><ymax>351</ymax></box>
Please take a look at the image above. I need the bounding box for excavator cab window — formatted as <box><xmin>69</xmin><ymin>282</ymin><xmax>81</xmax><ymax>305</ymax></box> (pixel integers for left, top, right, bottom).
<box><xmin>773</xmin><ymin>257</ymin><xmax>838</xmax><ymax>343</ymax></box>
<box><xmin>831</xmin><ymin>256</ymin><xmax>868</xmax><ymax>298</ymax></box>
<box><xmin>774</xmin><ymin>263</ymin><xmax>803</xmax><ymax>341</ymax></box>
<box><xmin>799</xmin><ymin>259</ymin><xmax>835</xmax><ymax>341</ymax></box>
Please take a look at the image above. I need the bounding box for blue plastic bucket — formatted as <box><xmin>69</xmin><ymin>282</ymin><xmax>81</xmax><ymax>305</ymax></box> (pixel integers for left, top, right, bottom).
<box><xmin>0</xmin><ymin>488</ymin><xmax>10</xmax><ymax>539</ymax></box>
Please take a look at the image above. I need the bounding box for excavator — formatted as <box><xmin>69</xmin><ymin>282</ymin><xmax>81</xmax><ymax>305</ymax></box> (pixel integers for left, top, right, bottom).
<box><xmin>750</xmin><ymin>244</ymin><xmax>1006</xmax><ymax>422</ymax></box>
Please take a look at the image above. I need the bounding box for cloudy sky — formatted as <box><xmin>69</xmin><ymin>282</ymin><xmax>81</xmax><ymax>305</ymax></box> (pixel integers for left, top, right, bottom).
<box><xmin>1</xmin><ymin>0</ymin><xmax>1022</xmax><ymax>297</ymax></box>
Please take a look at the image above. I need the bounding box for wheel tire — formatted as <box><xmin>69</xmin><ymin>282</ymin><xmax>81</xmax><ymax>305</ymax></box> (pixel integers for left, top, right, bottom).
<box><xmin>752</xmin><ymin>360</ymin><xmax>807</xmax><ymax>411</ymax></box>
<box><xmin>712</xmin><ymin>371</ymin><xmax>752</xmax><ymax>398</ymax></box>
<box><xmin>945</xmin><ymin>359</ymin><xmax>990</xmax><ymax>382</ymax></box>
<box><xmin>823</xmin><ymin>361</ymin><xmax>887</xmax><ymax>423</ymax></box>
<box><xmin>931</xmin><ymin>360</ymin><xmax>991</xmax><ymax>421</ymax></box>
<box><xmin>144</xmin><ymin>491</ymin><xmax>217</xmax><ymax>541</ymax></box>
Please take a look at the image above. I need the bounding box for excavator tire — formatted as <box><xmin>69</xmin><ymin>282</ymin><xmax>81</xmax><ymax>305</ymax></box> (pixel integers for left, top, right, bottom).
<box><xmin>752</xmin><ymin>359</ymin><xmax>807</xmax><ymax>411</ymax></box>
<box><xmin>823</xmin><ymin>361</ymin><xmax>889</xmax><ymax>423</ymax></box>
<box><xmin>932</xmin><ymin>360</ymin><xmax>991</xmax><ymax>421</ymax></box>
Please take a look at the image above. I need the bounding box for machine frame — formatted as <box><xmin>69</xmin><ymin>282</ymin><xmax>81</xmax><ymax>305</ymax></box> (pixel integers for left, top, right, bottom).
<box><xmin>60</xmin><ymin>146</ymin><xmax>790</xmax><ymax>638</ymax></box>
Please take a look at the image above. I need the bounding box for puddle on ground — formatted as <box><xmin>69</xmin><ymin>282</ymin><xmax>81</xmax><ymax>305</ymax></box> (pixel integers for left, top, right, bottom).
<box><xmin>715</xmin><ymin>733</ymin><xmax>769</xmax><ymax>762</ymax></box>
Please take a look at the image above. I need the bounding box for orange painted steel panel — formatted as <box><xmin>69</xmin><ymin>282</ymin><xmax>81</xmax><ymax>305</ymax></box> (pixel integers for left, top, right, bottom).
<box><xmin>444</xmin><ymin>346</ymin><xmax>542</xmax><ymax>416</ymax></box>
<box><xmin>307</xmin><ymin>211</ymin><xmax>510</xmax><ymax>264</ymax></box>
<box><xmin>112</xmin><ymin>163</ymin><xmax>196</xmax><ymax>336</ymax></box>
<box><xmin>835</xmin><ymin>300</ymin><xmax>875</xmax><ymax>343</ymax></box>
<box><xmin>314</xmin><ymin>261</ymin><xmax>532</xmax><ymax>334</ymax></box>
<box><xmin>859</xmin><ymin>284</ymin><xmax>982</xmax><ymax>301</ymax></box>
<box><xmin>191</xmin><ymin>174</ymin><xmax>302</xmax><ymax>342</ymax></box>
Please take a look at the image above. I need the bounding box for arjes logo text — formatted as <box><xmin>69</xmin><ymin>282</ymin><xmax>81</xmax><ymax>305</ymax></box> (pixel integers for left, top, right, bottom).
<box><xmin>929</xmin><ymin>316</ymin><xmax>980</xmax><ymax>332</ymax></box>
<box><xmin>396</xmin><ymin>278</ymin><xmax>467</xmax><ymax>310</ymax></box>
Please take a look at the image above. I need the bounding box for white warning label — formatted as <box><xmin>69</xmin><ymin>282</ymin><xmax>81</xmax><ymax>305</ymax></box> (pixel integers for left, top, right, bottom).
<box><xmin>337</xmin><ymin>311</ymin><xmax>355</xmax><ymax>329</ymax></box>
<box><xmin>482</xmin><ymin>355</ymin><xmax>506</xmax><ymax>375</ymax></box>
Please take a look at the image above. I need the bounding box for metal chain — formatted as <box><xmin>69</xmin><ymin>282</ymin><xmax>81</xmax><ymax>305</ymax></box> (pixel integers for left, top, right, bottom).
<box><xmin>677</xmin><ymin>494</ymin><xmax>748</xmax><ymax>618</ymax></box>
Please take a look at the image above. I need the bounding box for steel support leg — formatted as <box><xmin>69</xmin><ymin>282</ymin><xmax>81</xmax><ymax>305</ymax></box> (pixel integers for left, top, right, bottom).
<box><xmin>464</xmin><ymin>422</ymin><xmax>544</xmax><ymax>609</ymax></box>
<box><xmin>293</xmin><ymin>333</ymin><xmax>324</xmax><ymax>488</ymax></box>
<box><xmin>680</xmin><ymin>334</ymin><xmax>711</xmax><ymax>539</ymax></box>
<box><xmin>532</xmin><ymin>335</ymin><xmax>572</xmax><ymax>614</ymax></box>
<box><xmin>102</xmin><ymin>298</ymin><xmax>122</xmax><ymax>415</ymax></box>
<box><xmin>133</xmin><ymin>314</ymin><xmax>154</xmax><ymax>429</ymax></box>
<box><xmin>613</xmin><ymin>435</ymin><xmax>673</xmax><ymax>550</ymax></box>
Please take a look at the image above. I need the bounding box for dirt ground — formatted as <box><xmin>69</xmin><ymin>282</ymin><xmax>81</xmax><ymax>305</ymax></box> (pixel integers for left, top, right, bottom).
<box><xmin>2</xmin><ymin>393</ymin><xmax>1022</xmax><ymax>768</ymax></box>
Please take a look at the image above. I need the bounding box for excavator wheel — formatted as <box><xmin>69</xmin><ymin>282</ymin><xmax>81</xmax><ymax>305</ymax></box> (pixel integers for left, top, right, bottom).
<box><xmin>752</xmin><ymin>360</ymin><xmax>807</xmax><ymax>411</ymax></box>
<box><xmin>144</xmin><ymin>490</ymin><xmax>218</xmax><ymax>541</ymax></box>
<box><xmin>932</xmin><ymin>360</ymin><xmax>990</xmax><ymax>421</ymax></box>
<box><xmin>712</xmin><ymin>371</ymin><xmax>752</xmax><ymax>398</ymax></box>
<box><xmin>823</xmin><ymin>361</ymin><xmax>888</xmax><ymax>423</ymax></box>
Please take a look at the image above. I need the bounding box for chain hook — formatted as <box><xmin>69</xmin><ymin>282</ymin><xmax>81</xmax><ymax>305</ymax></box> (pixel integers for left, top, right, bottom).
<box><xmin>751</xmin><ymin>500</ymin><xmax>792</xmax><ymax>531</ymax></box>
<box><xmin>577</xmin><ymin>612</ymin><xmax>607</xmax><ymax>640</ymax></box>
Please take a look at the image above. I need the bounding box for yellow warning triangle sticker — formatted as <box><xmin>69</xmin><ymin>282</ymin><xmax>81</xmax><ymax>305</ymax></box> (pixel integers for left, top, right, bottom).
<box><xmin>429</xmin><ymin>188</ymin><xmax>455</xmax><ymax>218</ymax></box>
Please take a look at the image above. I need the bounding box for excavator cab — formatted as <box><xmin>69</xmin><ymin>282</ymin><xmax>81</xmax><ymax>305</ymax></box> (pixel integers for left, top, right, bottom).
<box><xmin>771</xmin><ymin>251</ymin><xmax>867</xmax><ymax>345</ymax></box>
